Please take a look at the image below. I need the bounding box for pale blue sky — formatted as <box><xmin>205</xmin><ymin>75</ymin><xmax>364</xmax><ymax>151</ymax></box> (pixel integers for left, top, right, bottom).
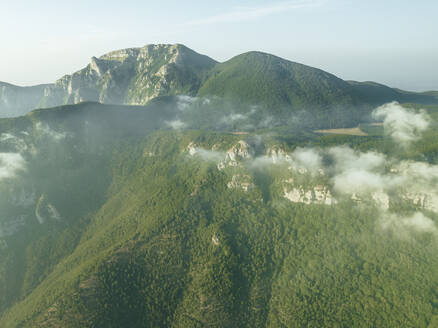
<box><xmin>1</xmin><ymin>0</ymin><xmax>437</xmax><ymax>91</ymax></box>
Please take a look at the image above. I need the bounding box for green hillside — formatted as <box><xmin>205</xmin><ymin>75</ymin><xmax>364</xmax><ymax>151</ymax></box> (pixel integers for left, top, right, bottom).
<box><xmin>0</xmin><ymin>99</ymin><xmax>437</xmax><ymax>327</ymax></box>
<box><xmin>198</xmin><ymin>51</ymin><xmax>357</xmax><ymax>108</ymax></box>
<box><xmin>195</xmin><ymin>52</ymin><xmax>438</xmax><ymax>127</ymax></box>
<box><xmin>347</xmin><ymin>81</ymin><xmax>438</xmax><ymax>105</ymax></box>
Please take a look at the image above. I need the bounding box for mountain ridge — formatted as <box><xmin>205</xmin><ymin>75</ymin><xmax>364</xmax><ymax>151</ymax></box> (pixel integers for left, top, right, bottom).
<box><xmin>0</xmin><ymin>44</ymin><xmax>437</xmax><ymax>119</ymax></box>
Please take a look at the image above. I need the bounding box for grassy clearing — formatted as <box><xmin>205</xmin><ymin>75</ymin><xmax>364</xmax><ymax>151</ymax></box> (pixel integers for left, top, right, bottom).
<box><xmin>314</xmin><ymin>126</ymin><xmax>368</xmax><ymax>136</ymax></box>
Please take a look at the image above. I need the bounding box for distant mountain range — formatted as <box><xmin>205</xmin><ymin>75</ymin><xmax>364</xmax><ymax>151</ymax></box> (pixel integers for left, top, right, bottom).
<box><xmin>1</xmin><ymin>44</ymin><xmax>437</xmax><ymax>117</ymax></box>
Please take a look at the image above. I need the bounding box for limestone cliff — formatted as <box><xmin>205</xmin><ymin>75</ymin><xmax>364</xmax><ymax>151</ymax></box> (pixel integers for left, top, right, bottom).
<box><xmin>0</xmin><ymin>82</ymin><xmax>51</xmax><ymax>117</ymax></box>
<box><xmin>41</xmin><ymin>44</ymin><xmax>217</xmax><ymax>108</ymax></box>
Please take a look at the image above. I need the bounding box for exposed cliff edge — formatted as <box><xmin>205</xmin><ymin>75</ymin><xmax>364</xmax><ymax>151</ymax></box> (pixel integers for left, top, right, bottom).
<box><xmin>41</xmin><ymin>44</ymin><xmax>217</xmax><ymax>108</ymax></box>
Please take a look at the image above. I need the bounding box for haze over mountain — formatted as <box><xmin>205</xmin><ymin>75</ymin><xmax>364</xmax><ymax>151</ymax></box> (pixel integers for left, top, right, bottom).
<box><xmin>1</xmin><ymin>43</ymin><xmax>438</xmax><ymax>327</ymax></box>
<box><xmin>0</xmin><ymin>82</ymin><xmax>51</xmax><ymax>118</ymax></box>
<box><xmin>1</xmin><ymin>44</ymin><xmax>437</xmax><ymax>118</ymax></box>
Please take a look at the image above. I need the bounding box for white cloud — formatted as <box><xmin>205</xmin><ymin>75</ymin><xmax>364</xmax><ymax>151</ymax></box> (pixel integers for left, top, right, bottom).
<box><xmin>372</xmin><ymin>102</ymin><xmax>430</xmax><ymax>147</ymax></box>
<box><xmin>0</xmin><ymin>133</ymin><xmax>28</xmax><ymax>152</ymax></box>
<box><xmin>333</xmin><ymin>169</ymin><xmax>388</xmax><ymax>194</ymax></box>
<box><xmin>0</xmin><ymin>153</ymin><xmax>26</xmax><ymax>180</ymax></box>
<box><xmin>187</xmin><ymin>132</ymin><xmax>438</xmax><ymax>239</ymax></box>
<box><xmin>165</xmin><ymin>119</ymin><xmax>187</xmax><ymax>130</ymax></box>
<box><xmin>382</xmin><ymin>212</ymin><xmax>437</xmax><ymax>235</ymax></box>
<box><xmin>292</xmin><ymin>147</ymin><xmax>323</xmax><ymax>172</ymax></box>
<box><xmin>219</xmin><ymin>108</ymin><xmax>257</xmax><ymax>126</ymax></box>
<box><xmin>328</xmin><ymin>147</ymin><xmax>391</xmax><ymax>194</ymax></box>
<box><xmin>189</xmin><ymin>147</ymin><xmax>225</xmax><ymax>162</ymax></box>
<box><xmin>35</xmin><ymin>122</ymin><xmax>67</xmax><ymax>140</ymax></box>
<box><xmin>176</xmin><ymin>95</ymin><xmax>197</xmax><ymax>111</ymax></box>
<box><xmin>329</xmin><ymin>147</ymin><xmax>386</xmax><ymax>172</ymax></box>
<box><xmin>221</xmin><ymin>113</ymin><xmax>247</xmax><ymax>123</ymax></box>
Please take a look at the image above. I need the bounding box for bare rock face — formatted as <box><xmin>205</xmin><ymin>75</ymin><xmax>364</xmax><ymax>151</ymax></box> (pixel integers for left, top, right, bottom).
<box><xmin>41</xmin><ymin>44</ymin><xmax>217</xmax><ymax>108</ymax></box>
<box><xmin>0</xmin><ymin>82</ymin><xmax>51</xmax><ymax>118</ymax></box>
<box><xmin>187</xmin><ymin>141</ymin><xmax>438</xmax><ymax>212</ymax></box>
<box><xmin>403</xmin><ymin>192</ymin><xmax>438</xmax><ymax>213</ymax></box>
<box><xmin>211</xmin><ymin>234</ymin><xmax>220</xmax><ymax>246</ymax></box>
<box><xmin>371</xmin><ymin>190</ymin><xmax>390</xmax><ymax>210</ymax></box>
<box><xmin>227</xmin><ymin>174</ymin><xmax>254</xmax><ymax>192</ymax></box>
<box><xmin>266</xmin><ymin>146</ymin><xmax>291</xmax><ymax>163</ymax></box>
<box><xmin>283</xmin><ymin>184</ymin><xmax>336</xmax><ymax>205</ymax></box>
<box><xmin>1</xmin><ymin>43</ymin><xmax>216</xmax><ymax>117</ymax></box>
<box><xmin>226</xmin><ymin>140</ymin><xmax>254</xmax><ymax>161</ymax></box>
<box><xmin>218</xmin><ymin>141</ymin><xmax>254</xmax><ymax>170</ymax></box>
<box><xmin>186</xmin><ymin>142</ymin><xmax>198</xmax><ymax>156</ymax></box>
<box><xmin>35</xmin><ymin>194</ymin><xmax>61</xmax><ymax>224</ymax></box>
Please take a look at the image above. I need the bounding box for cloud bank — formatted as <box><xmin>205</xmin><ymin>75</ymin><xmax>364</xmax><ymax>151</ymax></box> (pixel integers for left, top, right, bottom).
<box><xmin>35</xmin><ymin>122</ymin><xmax>67</xmax><ymax>140</ymax></box>
<box><xmin>372</xmin><ymin>102</ymin><xmax>430</xmax><ymax>147</ymax></box>
<box><xmin>187</xmin><ymin>102</ymin><xmax>438</xmax><ymax>236</ymax></box>
<box><xmin>0</xmin><ymin>153</ymin><xmax>26</xmax><ymax>180</ymax></box>
<box><xmin>165</xmin><ymin>119</ymin><xmax>187</xmax><ymax>130</ymax></box>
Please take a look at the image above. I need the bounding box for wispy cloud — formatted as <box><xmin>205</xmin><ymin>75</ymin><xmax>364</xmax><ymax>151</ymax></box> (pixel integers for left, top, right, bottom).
<box><xmin>184</xmin><ymin>0</ymin><xmax>324</xmax><ymax>27</ymax></box>
<box><xmin>165</xmin><ymin>119</ymin><xmax>187</xmax><ymax>130</ymax></box>
<box><xmin>0</xmin><ymin>153</ymin><xmax>26</xmax><ymax>180</ymax></box>
<box><xmin>372</xmin><ymin>102</ymin><xmax>430</xmax><ymax>148</ymax></box>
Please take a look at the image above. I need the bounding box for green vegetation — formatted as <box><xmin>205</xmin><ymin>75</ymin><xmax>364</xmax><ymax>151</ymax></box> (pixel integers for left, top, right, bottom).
<box><xmin>0</xmin><ymin>45</ymin><xmax>438</xmax><ymax>326</ymax></box>
<box><xmin>0</xmin><ymin>99</ymin><xmax>437</xmax><ymax>327</ymax></box>
<box><xmin>198</xmin><ymin>51</ymin><xmax>356</xmax><ymax>109</ymax></box>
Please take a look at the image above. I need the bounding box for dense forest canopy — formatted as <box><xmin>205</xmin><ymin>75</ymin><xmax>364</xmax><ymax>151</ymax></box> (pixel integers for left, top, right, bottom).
<box><xmin>0</xmin><ymin>94</ymin><xmax>437</xmax><ymax>327</ymax></box>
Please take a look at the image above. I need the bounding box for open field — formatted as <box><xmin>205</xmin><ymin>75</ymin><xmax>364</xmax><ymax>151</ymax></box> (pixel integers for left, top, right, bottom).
<box><xmin>314</xmin><ymin>126</ymin><xmax>368</xmax><ymax>136</ymax></box>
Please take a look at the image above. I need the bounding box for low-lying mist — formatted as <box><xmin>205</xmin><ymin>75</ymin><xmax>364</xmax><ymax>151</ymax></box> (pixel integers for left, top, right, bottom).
<box><xmin>0</xmin><ymin>97</ymin><xmax>437</xmax><ymax>240</ymax></box>
<box><xmin>164</xmin><ymin>95</ymin><xmax>373</xmax><ymax>132</ymax></box>
<box><xmin>186</xmin><ymin>101</ymin><xmax>438</xmax><ymax>237</ymax></box>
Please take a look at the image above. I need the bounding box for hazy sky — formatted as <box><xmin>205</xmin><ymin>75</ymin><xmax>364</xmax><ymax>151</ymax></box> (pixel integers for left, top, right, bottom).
<box><xmin>1</xmin><ymin>0</ymin><xmax>437</xmax><ymax>91</ymax></box>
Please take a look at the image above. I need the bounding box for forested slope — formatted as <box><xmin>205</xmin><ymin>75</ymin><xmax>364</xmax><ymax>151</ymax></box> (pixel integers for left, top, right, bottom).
<box><xmin>0</xmin><ymin>100</ymin><xmax>437</xmax><ymax>327</ymax></box>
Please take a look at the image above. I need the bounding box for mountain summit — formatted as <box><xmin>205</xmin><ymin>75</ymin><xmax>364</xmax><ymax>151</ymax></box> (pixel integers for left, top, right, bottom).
<box><xmin>0</xmin><ymin>44</ymin><xmax>437</xmax><ymax>117</ymax></box>
<box><xmin>41</xmin><ymin>44</ymin><xmax>217</xmax><ymax>108</ymax></box>
<box><xmin>198</xmin><ymin>51</ymin><xmax>356</xmax><ymax>108</ymax></box>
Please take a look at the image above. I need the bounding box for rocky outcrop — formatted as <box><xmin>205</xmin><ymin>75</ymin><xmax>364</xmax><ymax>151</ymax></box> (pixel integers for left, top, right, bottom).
<box><xmin>0</xmin><ymin>82</ymin><xmax>51</xmax><ymax>118</ymax></box>
<box><xmin>186</xmin><ymin>140</ymin><xmax>254</xmax><ymax>170</ymax></box>
<box><xmin>266</xmin><ymin>146</ymin><xmax>291</xmax><ymax>163</ymax></box>
<box><xmin>283</xmin><ymin>184</ymin><xmax>336</xmax><ymax>205</ymax></box>
<box><xmin>35</xmin><ymin>194</ymin><xmax>61</xmax><ymax>224</ymax></box>
<box><xmin>227</xmin><ymin>174</ymin><xmax>254</xmax><ymax>192</ymax></box>
<box><xmin>1</xmin><ymin>44</ymin><xmax>217</xmax><ymax>117</ymax></box>
<box><xmin>371</xmin><ymin>190</ymin><xmax>390</xmax><ymax>210</ymax></box>
<box><xmin>187</xmin><ymin>141</ymin><xmax>438</xmax><ymax>211</ymax></box>
<box><xmin>218</xmin><ymin>141</ymin><xmax>253</xmax><ymax>170</ymax></box>
<box><xmin>41</xmin><ymin>44</ymin><xmax>217</xmax><ymax>108</ymax></box>
<box><xmin>187</xmin><ymin>142</ymin><xmax>198</xmax><ymax>156</ymax></box>
<box><xmin>403</xmin><ymin>192</ymin><xmax>438</xmax><ymax>213</ymax></box>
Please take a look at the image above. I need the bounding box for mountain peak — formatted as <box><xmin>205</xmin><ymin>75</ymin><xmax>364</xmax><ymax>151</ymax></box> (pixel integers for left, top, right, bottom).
<box><xmin>98</xmin><ymin>43</ymin><xmax>206</xmax><ymax>63</ymax></box>
<box><xmin>1</xmin><ymin>44</ymin><xmax>437</xmax><ymax>118</ymax></box>
<box><xmin>38</xmin><ymin>44</ymin><xmax>217</xmax><ymax>108</ymax></box>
